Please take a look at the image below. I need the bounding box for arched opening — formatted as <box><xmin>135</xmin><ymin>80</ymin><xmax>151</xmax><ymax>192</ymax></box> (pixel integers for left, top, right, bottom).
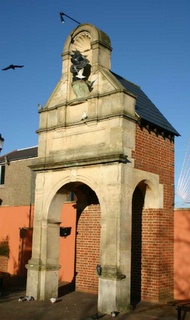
<box><xmin>130</xmin><ymin>181</ymin><xmax>146</xmax><ymax>307</ymax></box>
<box><xmin>50</xmin><ymin>181</ymin><xmax>101</xmax><ymax>296</ymax></box>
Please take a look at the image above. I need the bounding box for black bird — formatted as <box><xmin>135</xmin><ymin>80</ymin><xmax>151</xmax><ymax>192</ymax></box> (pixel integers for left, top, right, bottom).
<box><xmin>2</xmin><ymin>64</ymin><xmax>24</xmax><ymax>71</ymax></box>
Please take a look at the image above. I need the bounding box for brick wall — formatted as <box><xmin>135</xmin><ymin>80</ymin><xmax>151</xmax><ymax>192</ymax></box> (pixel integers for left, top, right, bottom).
<box><xmin>0</xmin><ymin>256</ymin><xmax>8</xmax><ymax>272</ymax></box>
<box><xmin>133</xmin><ymin>125</ymin><xmax>174</xmax><ymax>301</ymax></box>
<box><xmin>76</xmin><ymin>204</ymin><xmax>101</xmax><ymax>294</ymax></box>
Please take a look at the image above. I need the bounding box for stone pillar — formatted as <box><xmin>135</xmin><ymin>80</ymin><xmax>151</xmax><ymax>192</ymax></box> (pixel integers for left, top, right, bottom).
<box><xmin>26</xmin><ymin>173</ymin><xmax>67</xmax><ymax>300</ymax></box>
<box><xmin>98</xmin><ymin>164</ymin><xmax>132</xmax><ymax>314</ymax></box>
<box><xmin>26</xmin><ymin>218</ymin><xmax>61</xmax><ymax>300</ymax></box>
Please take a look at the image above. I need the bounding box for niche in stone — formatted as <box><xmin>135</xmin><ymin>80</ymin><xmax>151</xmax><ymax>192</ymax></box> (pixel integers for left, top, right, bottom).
<box><xmin>70</xmin><ymin>49</ymin><xmax>92</xmax><ymax>98</ymax></box>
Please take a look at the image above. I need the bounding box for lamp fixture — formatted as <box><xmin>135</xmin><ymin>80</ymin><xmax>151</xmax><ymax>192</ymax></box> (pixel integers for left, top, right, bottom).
<box><xmin>0</xmin><ymin>134</ymin><xmax>4</xmax><ymax>153</ymax></box>
<box><xmin>59</xmin><ymin>12</ymin><xmax>81</xmax><ymax>25</ymax></box>
<box><xmin>96</xmin><ymin>264</ymin><xmax>102</xmax><ymax>276</ymax></box>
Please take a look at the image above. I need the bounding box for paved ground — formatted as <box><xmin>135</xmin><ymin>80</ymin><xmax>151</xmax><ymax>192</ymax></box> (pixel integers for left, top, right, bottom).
<box><xmin>0</xmin><ymin>278</ymin><xmax>189</xmax><ymax>320</ymax></box>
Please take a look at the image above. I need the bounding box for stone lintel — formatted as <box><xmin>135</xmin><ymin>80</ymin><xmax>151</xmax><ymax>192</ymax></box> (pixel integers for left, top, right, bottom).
<box><xmin>29</xmin><ymin>154</ymin><xmax>129</xmax><ymax>171</ymax></box>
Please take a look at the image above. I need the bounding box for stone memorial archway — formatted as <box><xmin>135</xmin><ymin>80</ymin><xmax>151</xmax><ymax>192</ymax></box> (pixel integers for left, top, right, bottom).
<box><xmin>26</xmin><ymin>23</ymin><xmax>169</xmax><ymax>314</ymax></box>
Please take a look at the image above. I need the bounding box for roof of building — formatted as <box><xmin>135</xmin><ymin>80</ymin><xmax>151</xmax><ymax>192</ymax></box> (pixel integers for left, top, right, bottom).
<box><xmin>0</xmin><ymin>146</ymin><xmax>38</xmax><ymax>164</ymax></box>
<box><xmin>112</xmin><ymin>71</ymin><xmax>180</xmax><ymax>136</ymax></box>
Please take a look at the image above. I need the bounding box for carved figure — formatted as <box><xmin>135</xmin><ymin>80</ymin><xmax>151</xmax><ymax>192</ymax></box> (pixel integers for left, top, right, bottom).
<box><xmin>70</xmin><ymin>50</ymin><xmax>89</xmax><ymax>80</ymax></box>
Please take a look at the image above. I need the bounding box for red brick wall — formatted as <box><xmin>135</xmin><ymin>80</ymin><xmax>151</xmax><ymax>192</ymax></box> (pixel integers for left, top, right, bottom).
<box><xmin>76</xmin><ymin>204</ymin><xmax>101</xmax><ymax>294</ymax></box>
<box><xmin>133</xmin><ymin>125</ymin><xmax>174</xmax><ymax>301</ymax></box>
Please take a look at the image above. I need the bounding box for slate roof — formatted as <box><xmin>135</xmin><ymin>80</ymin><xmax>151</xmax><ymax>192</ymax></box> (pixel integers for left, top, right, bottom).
<box><xmin>0</xmin><ymin>146</ymin><xmax>38</xmax><ymax>164</ymax></box>
<box><xmin>112</xmin><ymin>71</ymin><xmax>180</xmax><ymax>136</ymax></box>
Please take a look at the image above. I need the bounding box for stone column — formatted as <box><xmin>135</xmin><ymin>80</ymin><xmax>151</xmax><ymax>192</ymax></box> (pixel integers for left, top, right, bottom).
<box><xmin>26</xmin><ymin>218</ymin><xmax>61</xmax><ymax>300</ymax></box>
<box><xmin>98</xmin><ymin>163</ymin><xmax>132</xmax><ymax>314</ymax></box>
<box><xmin>26</xmin><ymin>173</ymin><xmax>64</xmax><ymax>300</ymax></box>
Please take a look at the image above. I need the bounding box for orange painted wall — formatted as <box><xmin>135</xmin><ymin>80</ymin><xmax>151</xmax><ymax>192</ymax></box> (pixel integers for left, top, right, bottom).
<box><xmin>59</xmin><ymin>202</ymin><xmax>76</xmax><ymax>283</ymax></box>
<box><xmin>0</xmin><ymin>206</ymin><xmax>33</xmax><ymax>276</ymax></box>
<box><xmin>174</xmin><ymin>208</ymin><xmax>190</xmax><ymax>299</ymax></box>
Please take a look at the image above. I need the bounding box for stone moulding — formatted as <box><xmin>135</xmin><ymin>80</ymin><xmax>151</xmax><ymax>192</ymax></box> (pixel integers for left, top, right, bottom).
<box><xmin>100</xmin><ymin>265</ymin><xmax>126</xmax><ymax>280</ymax></box>
<box><xmin>26</xmin><ymin>262</ymin><xmax>60</xmax><ymax>272</ymax></box>
<box><xmin>29</xmin><ymin>154</ymin><xmax>129</xmax><ymax>171</ymax></box>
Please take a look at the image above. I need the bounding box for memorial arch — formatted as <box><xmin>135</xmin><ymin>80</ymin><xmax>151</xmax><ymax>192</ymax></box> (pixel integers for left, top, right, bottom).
<box><xmin>26</xmin><ymin>23</ymin><xmax>177</xmax><ymax>314</ymax></box>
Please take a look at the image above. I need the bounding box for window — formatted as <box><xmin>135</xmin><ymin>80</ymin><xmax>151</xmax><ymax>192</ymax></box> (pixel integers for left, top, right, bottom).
<box><xmin>0</xmin><ymin>165</ymin><xmax>5</xmax><ymax>185</ymax></box>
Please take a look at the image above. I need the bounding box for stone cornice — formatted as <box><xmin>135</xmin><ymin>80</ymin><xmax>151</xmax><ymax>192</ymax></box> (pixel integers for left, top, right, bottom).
<box><xmin>36</xmin><ymin>112</ymin><xmax>136</xmax><ymax>134</ymax></box>
<box><xmin>29</xmin><ymin>153</ymin><xmax>129</xmax><ymax>172</ymax></box>
<box><xmin>38</xmin><ymin>88</ymin><xmax>136</xmax><ymax>113</ymax></box>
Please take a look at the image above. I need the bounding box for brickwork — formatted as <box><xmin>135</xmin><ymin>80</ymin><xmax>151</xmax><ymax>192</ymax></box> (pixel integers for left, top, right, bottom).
<box><xmin>0</xmin><ymin>256</ymin><xmax>8</xmax><ymax>272</ymax></box>
<box><xmin>133</xmin><ymin>125</ymin><xmax>174</xmax><ymax>301</ymax></box>
<box><xmin>76</xmin><ymin>204</ymin><xmax>101</xmax><ymax>294</ymax></box>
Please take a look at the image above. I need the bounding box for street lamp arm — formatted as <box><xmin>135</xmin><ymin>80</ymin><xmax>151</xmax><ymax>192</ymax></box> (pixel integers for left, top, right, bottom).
<box><xmin>59</xmin><ymin>12</ymin><xmax>81</xmax><ymax>25</ymax></box>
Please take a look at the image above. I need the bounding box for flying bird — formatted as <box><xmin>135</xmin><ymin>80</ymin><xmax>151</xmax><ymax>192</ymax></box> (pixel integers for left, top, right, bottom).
<box><xmin>2</xmin><ymin>64</ymin><xmax>24</xmax><ymax>71</ymax></box>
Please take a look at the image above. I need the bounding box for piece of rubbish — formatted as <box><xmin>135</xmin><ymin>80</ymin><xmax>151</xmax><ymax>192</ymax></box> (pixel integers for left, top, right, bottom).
<box><xmin>18</xmin><ymin>296</ymin><xmax>26</xmax><ymax>302</ymax></box>
<box><xmin>111</xmin><ymin>311</ymin><xmax>118</xmax><ymax>317</ymax></box>
<box><xmin>18</xmin><ymin>295</ymin><xmax>34</xmax><ymax>302</ymax></box>
<box><xmin>26</xmin><ymin>295</ymin><xmax>34</xmax><ymax>301</ymax></box>
<box><xmin>50</xmin><ymin>297</ymin><xmax>56</xmax><ymax>303</ymax></box>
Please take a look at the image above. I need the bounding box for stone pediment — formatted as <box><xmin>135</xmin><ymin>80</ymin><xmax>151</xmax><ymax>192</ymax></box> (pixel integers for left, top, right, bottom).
<box><xmin>43</xmin><ymin>67</ymin><xmax>127</xmax><ymax>110</ymax></box>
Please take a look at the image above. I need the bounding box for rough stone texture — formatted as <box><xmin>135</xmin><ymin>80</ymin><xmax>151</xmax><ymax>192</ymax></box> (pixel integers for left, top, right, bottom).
<box><xmin>0</xmin><ymin>158</ymin><xmax>36</xmax><ymax>206</ymax></box>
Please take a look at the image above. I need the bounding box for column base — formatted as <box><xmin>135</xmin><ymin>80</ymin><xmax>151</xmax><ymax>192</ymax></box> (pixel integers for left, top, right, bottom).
<box><xmin>26</xmin><ymin>260</ymin><xmax>60</xmax><ymax>300</ymax></box>
<box><xmin>98</xmin><ymin>266</ymin><xmax>131</xmax><ymax>314</ymax></box>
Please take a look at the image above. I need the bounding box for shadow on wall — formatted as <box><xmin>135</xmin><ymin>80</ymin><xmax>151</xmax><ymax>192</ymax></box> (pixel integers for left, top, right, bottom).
<box><xmin>17</xmin><ymin>228</ymin><xmax>33</xmax><ymax>277</ymax></box>
<box><xmin>4</xmin><ymin>228</ymin><xmax>33</xmax><ymax>278</ymax></box>
<box><xmin>0</xmin><ymin>205</ymin><xmax>34</xmax><ymax>278</ymax></box>
<box><xmin>0</xmin><ymin>235</ymin><xmax>10</xmax><ymax>272</ymax></box>
<box><xmin>131</xmin><ymin>182</ymin><xmax>174</xmax><ymax>305</ymax></box>
<box><xmin>174</xmin><ymin>209</ymin><xmax>190</xmax><ymax>299</ymax></box>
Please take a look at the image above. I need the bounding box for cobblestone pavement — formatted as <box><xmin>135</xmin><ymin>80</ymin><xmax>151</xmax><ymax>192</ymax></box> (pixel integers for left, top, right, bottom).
<box><xmin>0</xmin><ymin>280</ymin><xmax>189</xmax><ymax>320</ymax></box>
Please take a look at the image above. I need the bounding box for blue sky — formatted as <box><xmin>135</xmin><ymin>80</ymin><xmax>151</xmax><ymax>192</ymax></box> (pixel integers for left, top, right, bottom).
<box><xmin>0</xmin><ymin>0</ymin><xmax>189</xmax><ymax>207</ymax></box>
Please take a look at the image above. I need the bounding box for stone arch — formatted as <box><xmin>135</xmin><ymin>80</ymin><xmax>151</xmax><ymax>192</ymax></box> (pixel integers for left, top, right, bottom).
<box><xmin>63</xmin><ymin>23</ymin><xmax>111</xmax><ymax>55</ymax></box>
<box><xmin>130</xmin><ymin>176</ymin><xmax>163</xmax><ymax>306</ymax></box>
<box><xmin>132</xmin><ymin>171</ymin><xmax>163</xmax><ymax>209</ymax></box>
<box><xmin>45</xmin><ymin>177</ymin><xmax>101</xmax><ymax>296</ymax></box>
<box><xmin>44</xmin><ymin>173</ymin><xmax>100</xmax><ymax>220</ymax></box>
<box><xmin>61</xmin><ymin>23</ymin><xmax>112</xmax><ymax>83</ymax></box>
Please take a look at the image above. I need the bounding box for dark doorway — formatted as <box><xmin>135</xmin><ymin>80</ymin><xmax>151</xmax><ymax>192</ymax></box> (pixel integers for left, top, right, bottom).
<box><xmin>130</xmin><ymin>184</ymin><xmax>145</xmax><ymax>307</ymax></box>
